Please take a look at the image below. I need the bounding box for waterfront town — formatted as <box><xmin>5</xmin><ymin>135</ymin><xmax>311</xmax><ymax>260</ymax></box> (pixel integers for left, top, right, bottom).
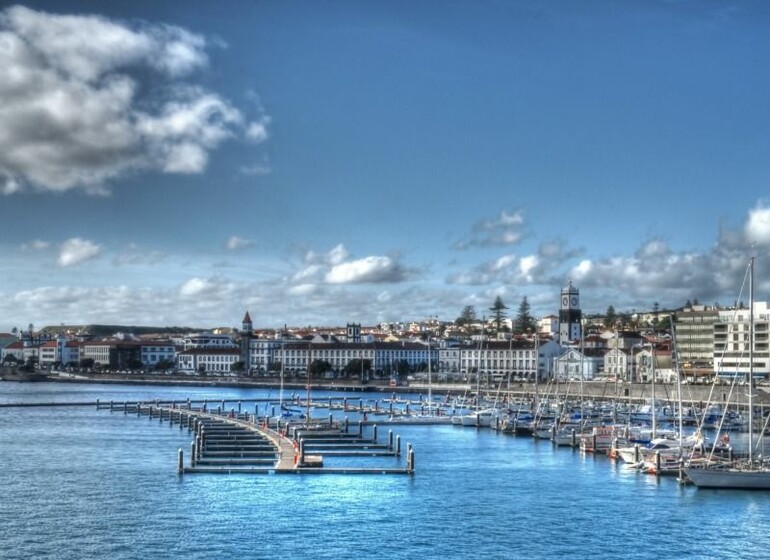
<box><xmin>2</xmin><ymin>281</ymin><xmax>768</xmax><ymax>387</ymax></box>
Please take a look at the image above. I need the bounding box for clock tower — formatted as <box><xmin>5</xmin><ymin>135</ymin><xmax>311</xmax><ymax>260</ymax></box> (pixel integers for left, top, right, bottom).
<box><xmin>240</xmin><ymin>311</ymin><xmax>254</xmax><ymax>372</ymax></box>
<box><xmin>558</xmin><ymin>281</ymin><xmax>582</xmax><ymax>344</ymax></box>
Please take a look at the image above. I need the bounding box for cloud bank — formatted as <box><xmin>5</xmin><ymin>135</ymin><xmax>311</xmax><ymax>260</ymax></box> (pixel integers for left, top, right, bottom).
<box><xmin>0</xmin><ymin>5</ymin><xmax>266</xmax><ymax>194</ymax></box>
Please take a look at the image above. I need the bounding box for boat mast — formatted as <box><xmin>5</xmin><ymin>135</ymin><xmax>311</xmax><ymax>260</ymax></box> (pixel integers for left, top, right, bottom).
<box><xmin>306</xmin><ymin>343</ymin><xmax>312</xmax><ymax>422</ymax></box>
<box><xmin>427</xmin><ymin>336</ymin><xmax>432</xmax><ymax>407</ymax></box>
<box><xmin>651</xmin><ymin>342</ymin><xmax>657</xmax><ymax>440</ymax></box>
<box><xmin>748</xmin><ymin>256</ymin><xmax>755</xmax><ymax>465</ymax></box>
<box><xmin>670</xmin><ymin>316</ymin><xmax>684</xmax><ymax>454</ymax></box>
<box><xmin>279</xmin><ymin>340</ymin><xmax>285</xmax><ymax>407</ymax></box>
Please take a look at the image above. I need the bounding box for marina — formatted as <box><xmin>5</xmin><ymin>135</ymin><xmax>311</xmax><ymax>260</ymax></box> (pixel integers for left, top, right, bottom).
<box><xmin>5</xmin><ymin>381</ymin><xmax>770</xmax><ymax>559</ymax></box>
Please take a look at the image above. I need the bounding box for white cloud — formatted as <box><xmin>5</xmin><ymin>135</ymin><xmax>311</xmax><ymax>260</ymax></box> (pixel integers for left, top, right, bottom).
<box><xmin>241</xmin><ymin>161</ymin><xmax>271</xmax><ymax>176</ymax></box>
<box><xmin>58</xmin><ymin>238</ymin><xmax>101</xmax><ymax>267</ymax></box>
<box><xmin>21</xmin><ymin>239</ymin><xmax>50</xmax><ymax>251</ymax></box>
<box><xmin>519</xmin><ymin>255</ymin><xmax>539</xmax><ymax>278</ymax></box>
<box><xmin>291</xmin><ymin>265</ymin><xmax>323</xmax><ymax>284</ymax></box>
<box><xmin>288</xmin><ymin>284</ymin><xmax>316</xmax><ymax>296</ymax></box>
<box><xmin>325</xmin><ymin>256</ymin><xmax>406</xmax><ymax>284</ymax></box>
<box><xmin>304</xmin><ymin>244</ymin><xmax>350</xmax><ymax>266</ymax></box>
<box><xmin>493</xmin><ymin>254</ymin><xmax>517</xmax><ymax>271</ymax></box>
<box><xmin>0</xmin><ymin>5</ymin><xmax>267</xmax><ymax>194</ymax></box>
<box><xmin>112</xmin><ymin>245</ymin><xmax>166</xmax><ymax>266</ymax></box>
<box><xmin>245</xmin><ymin>116</ymin><xmax>270</xmax><ymax>142</ymax></box>
<box><xmin>745</xmin><ymin>203</ymin><xmax>770</xmax><ymax>246</ymax></box>
<box><xmin>225</xmin><ymin>235</ymin><xmax>254</xmax><ymax>251</ymax></box>
<box><xmin>454</xmin><ymin>208</ymin><xmax>527</xmax><ymax>249</ymax></box>
<box><xmin>179</xmin><ymin>277</ymin><xmax>217</xmax><ymax>297</ymax></box>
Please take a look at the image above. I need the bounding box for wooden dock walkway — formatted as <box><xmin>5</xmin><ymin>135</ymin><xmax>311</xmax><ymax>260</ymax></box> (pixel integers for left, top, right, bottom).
<box><xmin>96</xmin><ymin>400</ymin><xmax>414</xmax><ymax>475</ymax></box>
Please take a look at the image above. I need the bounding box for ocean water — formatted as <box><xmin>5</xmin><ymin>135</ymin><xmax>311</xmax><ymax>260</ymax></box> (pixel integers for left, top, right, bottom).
<box><xmin>2</xmin><ymin>382</ymin><xmax>770</xmax><ymax>560</ymax></box>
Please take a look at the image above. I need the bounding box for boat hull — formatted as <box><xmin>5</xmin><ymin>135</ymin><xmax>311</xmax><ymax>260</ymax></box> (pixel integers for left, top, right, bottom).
<box><xmin>687</xmin><ymin>467</ymin><xmax>770</xmax><ymax>489</ymax></box>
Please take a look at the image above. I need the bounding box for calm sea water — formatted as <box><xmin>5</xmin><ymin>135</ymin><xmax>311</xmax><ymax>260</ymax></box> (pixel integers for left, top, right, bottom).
<box><xmin>2</xmin><ymin>381</ymin><xmax>770</xmax><ymax>560</ymax></box>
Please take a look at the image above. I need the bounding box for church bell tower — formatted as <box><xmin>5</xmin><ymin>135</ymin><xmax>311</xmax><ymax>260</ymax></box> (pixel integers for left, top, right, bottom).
<box><xmin>241</xmin><ymin>311</ymin><xmax>254</xmax><ymax>372</ymax></box>
<box><xmin>558</xmin><ymin>282</ymin><xmax>582</xmax><ymax>344</ymax></box>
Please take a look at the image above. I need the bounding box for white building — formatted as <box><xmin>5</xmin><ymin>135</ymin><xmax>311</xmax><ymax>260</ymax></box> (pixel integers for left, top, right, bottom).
<box><xmin>177</xmin><ymin>348</ymin><xmax>241</xmax><ymax>374</ymax></box>
<box><xmin>178</xmin><ymin>332</ymin><xmax>237</xmax><ymax>351</ymax></box>
<box><xmin>552</xmin><ymin>348</ymin><xmax>604</xmax><ymax>381</ymax></box>
<box><xmin>140</xmin><ymin>341</ymin><xmax>176</xmax><ymax>368</ymax></box>
<box><xmin>713</xmin><ymin>302</ymin><xmax>770</xmax><ymax>380</ymax></box>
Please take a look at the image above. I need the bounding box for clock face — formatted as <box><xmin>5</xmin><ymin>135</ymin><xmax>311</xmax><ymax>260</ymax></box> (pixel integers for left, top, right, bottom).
<box><xmin>562</xmin><ymin>297</ymin><xmax>568</xmax><ymax>306</ymax></box>
<box><xmin>571</xmin><ymin>297</ymin><xmax>577</xmax><ymax>306</ymax></box>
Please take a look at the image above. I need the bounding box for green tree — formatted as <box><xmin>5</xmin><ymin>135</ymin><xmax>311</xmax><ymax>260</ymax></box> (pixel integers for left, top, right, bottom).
<box><xmin>308</xmin><ymin>359</ymin><xmax>332</xmax><ymax>377</ymax></box>
<box><xmin>343</xmin><ymin>359</ymin><xmax>371</xmax><ymax>378</ymax></box>
<box><xmin>489</xmin><ymin>296</ymin><xmax>509</xmax><ymax>333</ymax></box>
<box><xmin>604</xmin><ymin>305</ymin><xmax>617</xmax><ymax>328</ymax></box>
<box><xmin>154</xmin><ymin>359</ymin><xmax>175</xmax><ymax>372</ymax></box>
<box><xmin>267</xmin><ymin>360</ymin><xmax>282</xmax><ymax>374</ymax></box>
<box><xmin>456</xmin><ymin>305</ymin><xmax>477</xmax><ymax>335</ymax></box>
<box><xmin>126</xmin><ymin>358</ymin><xmax>143</xmax><ymax>370</ymax></box>
<box><xmin>230</xmin><ymin>360</ymin><xmax>245</xmax><ymax>373</ymax></box>
<box><xmin>514</xmin><ymin>296</ymin><xmax>536</xmax><ymax>334</ymax></box>
<box><xmin>79</xmin><ymin>357</ymin><xmax>95</xmax><ymax>369</ymax></box>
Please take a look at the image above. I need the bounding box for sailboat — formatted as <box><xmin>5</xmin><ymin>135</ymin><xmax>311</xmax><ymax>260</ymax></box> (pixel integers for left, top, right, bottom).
<box><xmin>686</xmin><ymin>256</ymin><xmax>770</xmax><ymax>489</ymax></box>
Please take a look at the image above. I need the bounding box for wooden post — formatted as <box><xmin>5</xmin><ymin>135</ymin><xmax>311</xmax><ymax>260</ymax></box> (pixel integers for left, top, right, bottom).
<box><xmin>329</xmin><ymin>413</ymin><xmax>333</xmax><ymax>427</ymax></box>
<box><xmin>655</xmin><ymin>451</ymin><xmax>661</xmax><ymax>477</ymax></box>
<box><xmin>388</xmin><ymin>430</ymin><xmax>393</xmax><ymax>451</ymax></box>
<box><xmin>634</xmin><ymin>444</ymin><xmax>640</xmax><ymax>464</ymax></box>
<box><xmin>299</xmin><ymin>438</ymin><xmax>305</xmax><ymax>466</ymax></box>
<box><xmin>373</xmin><ymin>424</ymin><xmax>378</xmax><ymax>443</ymax></box>
<box><xmin>344</xmin><ymin>417</ymin><xmax>349</xmax><ymax>433</ymax></box>
<box><xmin>358</xmin><ymin>421</ymin><xmax>363</xmax><ymax>437</ymax></box>
<box><xmin>190</xmin><ymin>440</ymin><xmax>196</xmax><ymax>467</ymax></box>
<box><xmin>407</xmin><ymin>443</ymin><xmax>414</xmax><ymax>473</ymax></box>
<box><xmin>396</xmin><ymin>434</ymin><xmax>401</xmax><ymax>457</ymax></box>
<box><xmin>177</xmin><ymin>448</ymin><xmax>184</xmax><ymax>475</ymax></box>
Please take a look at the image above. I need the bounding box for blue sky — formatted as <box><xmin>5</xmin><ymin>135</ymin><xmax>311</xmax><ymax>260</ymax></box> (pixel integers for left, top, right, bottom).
<box><xmin>1</xmin><ymin>0</ymin><xmax>770</xmax><ymax>331</ymax></box>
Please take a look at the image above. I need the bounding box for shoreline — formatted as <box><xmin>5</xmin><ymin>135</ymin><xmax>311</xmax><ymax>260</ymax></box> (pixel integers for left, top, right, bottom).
<box><xmin>4</xmin><ymin>371</ymin><xmax>769</xmax><ymax>406</ymax></box>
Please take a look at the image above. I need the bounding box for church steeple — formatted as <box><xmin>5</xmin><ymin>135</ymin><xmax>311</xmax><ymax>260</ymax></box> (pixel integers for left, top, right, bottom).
<box><xmin>242</xmin><ymin>311</ymin><xmax>253</xmax><ymax>334</ymax></box>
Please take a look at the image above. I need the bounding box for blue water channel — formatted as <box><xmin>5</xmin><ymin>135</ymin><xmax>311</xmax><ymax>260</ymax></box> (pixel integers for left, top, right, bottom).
<box><xmin>1</xmin><ymin>381</ymin><xmax>768</xmax><ymax>559</ymax></box>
